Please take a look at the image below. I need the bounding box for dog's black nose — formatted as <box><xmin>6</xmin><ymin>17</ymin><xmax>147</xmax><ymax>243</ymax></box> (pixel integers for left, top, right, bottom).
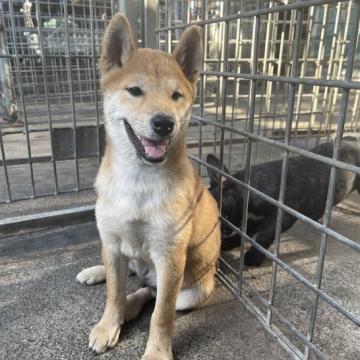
<box><xmin>150</xmin><ymin>115</ymin><xmax>175</xmax><ymax>137</ymax></box>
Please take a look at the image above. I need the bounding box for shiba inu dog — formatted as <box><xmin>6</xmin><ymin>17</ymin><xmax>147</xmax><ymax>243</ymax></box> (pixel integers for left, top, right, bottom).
<box><xmin>76</xmin><ymin>13</ymin><xmax>220</xmax><ymax>359</ymax></box>
<box><xmin>207</xmin><ymin>140</ymin><xmax>360</xmax><ymax>267</ymax></box>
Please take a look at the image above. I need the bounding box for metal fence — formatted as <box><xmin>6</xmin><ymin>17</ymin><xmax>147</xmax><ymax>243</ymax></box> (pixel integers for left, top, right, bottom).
<box><xmin>0</xmin><ymin>0</ymin><xmax>360</xmax><ymax>359</ymax></box>
<box><xmin>0</xmin><ymin>0</ymin><xmax>112</xmax><ymax>203</ymax></box>
<box><xmin>0</xmin><ymin>0</ymin><xmax>148</xmax><ymax>203</ymax></box>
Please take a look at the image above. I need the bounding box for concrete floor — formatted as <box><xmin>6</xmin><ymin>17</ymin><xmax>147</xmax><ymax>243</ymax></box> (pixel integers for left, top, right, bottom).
<box><xmin>1</xmin><ymin>193</ymin><xmax>360</xmax><ymax>359</ymax></box>
<box><xmin>0</xmin><ymin>221</ymin><xmax>289</xmax><ymax>360</ymax></box>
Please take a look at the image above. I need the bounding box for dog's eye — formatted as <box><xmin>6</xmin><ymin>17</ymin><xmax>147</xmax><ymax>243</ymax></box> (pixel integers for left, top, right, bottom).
<box><xmin>126</xmin><ymin>87</ymin><xmax>144</xmax><ymax>97</ymax></box>
<box><xmin>172</xmin><ymin>91</ymin><xmax>183</xmax><ymax>101</ymax></box>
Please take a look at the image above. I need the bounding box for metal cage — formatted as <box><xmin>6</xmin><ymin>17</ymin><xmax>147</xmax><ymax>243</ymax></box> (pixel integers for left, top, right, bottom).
<box><xmin>0</xmin><ymin>1</ymin><xmax>359</xmax><ymax>359</ymax></box>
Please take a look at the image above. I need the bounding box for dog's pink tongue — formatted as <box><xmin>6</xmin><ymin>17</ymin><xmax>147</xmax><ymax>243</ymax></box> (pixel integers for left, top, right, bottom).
<box><xmin>141</xmin><ymin>138</ymin><xmax>169</xmax><ymax>159</ymax></box>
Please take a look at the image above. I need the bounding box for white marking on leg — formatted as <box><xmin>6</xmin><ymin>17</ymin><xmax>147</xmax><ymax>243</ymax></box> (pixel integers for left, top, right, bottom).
<box><xmin>176</xmin><ymin>287</ymin><xmax>202</xmax><ymax>311</ymax></box>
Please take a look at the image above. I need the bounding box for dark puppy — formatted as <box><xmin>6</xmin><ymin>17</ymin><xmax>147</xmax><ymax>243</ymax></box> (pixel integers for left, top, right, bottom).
<box><xmin>207</xmin><ymin>140</ymin><xmax>360</xmax><ymax>266</ymax></box>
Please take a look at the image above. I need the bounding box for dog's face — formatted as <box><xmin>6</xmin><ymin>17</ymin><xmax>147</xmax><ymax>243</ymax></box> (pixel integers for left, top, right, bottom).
<box><xmin>207</xmin><ymin>154</ymin><xmax>243</xmax><ymax>237</ymax></box>
<box><xmin>100</xmin><ymin>14</ymin><xmax>203</xmax><ymax>165</ymax></box>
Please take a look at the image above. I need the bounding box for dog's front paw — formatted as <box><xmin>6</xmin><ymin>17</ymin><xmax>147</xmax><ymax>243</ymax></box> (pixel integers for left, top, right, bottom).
<box><xmin>88</xmin><ymin>320</ymin><xmax>121</xmax><ymax>354</ymax></box>
<box><xmin>244</xmin><ymin>247</ymin><xmax>265</xmax><ymax>267</ymax></box>
<box><xmin>76</xmin><ymin>265</ymin><xmax>105</xmax><ymax>285</ymax></box>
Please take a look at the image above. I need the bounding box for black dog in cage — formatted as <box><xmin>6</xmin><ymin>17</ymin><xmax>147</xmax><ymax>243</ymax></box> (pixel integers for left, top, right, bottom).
<box><xmin>207</xmin><ymin>140</ymin><xmax>360</xmax><ymax>267</ymax></box>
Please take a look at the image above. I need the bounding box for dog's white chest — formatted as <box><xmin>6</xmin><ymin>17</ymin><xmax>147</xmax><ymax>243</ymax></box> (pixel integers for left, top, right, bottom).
<box><xmin>96</xmin><ymin>166</ymin><xmax>176</xmax><ymax>260</ymax></box>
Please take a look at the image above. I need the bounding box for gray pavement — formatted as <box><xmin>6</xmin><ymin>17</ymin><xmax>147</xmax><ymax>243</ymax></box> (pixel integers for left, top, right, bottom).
<box><xmin>0</xmin><ymin>222</ymin><xmax>289</xmax><ymax>360</ymax></box>
<box><xmin>0</xmin><ymin>195</ymin><xmax>359</xmax><ymax>360</ymax></box>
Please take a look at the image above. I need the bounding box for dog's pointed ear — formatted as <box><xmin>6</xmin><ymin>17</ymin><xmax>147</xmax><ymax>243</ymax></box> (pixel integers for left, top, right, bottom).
<box><xmin>207</xmin><ymin>154</ymin><xmax>229</xmax><ymax>185</ymax></box>
<box><xmin>100</xmin><ymin>13</ymin><xmax>136</xmax><ymax>75</ymax></box>
<box><xmin>172</xmin><ymin>26</ymin><xmax>203</xmax><ymax>84</ymax></box>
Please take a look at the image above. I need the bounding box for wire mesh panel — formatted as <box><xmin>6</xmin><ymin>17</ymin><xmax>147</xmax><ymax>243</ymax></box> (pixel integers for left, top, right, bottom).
<box><xmin>0</xmin><ymin>0</ymin><xmax>149</xmax><ymax>204</ymax></box>
<box><xmin>156</xmin><ymin>0</ymin><xmax>360</xmax><ymax>359</ymax></box>
<box><xmin>0</xmin><ymin>0</ymin><xmax>114</xmax><ymax>203</ymax></box>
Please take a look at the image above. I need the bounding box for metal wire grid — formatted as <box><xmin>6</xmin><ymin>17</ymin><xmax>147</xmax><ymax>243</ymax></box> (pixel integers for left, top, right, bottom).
<box><xmin>0</xmin><ymin>0</ymin><xmax>116</xmax><ymax>203</ymax></box>
<box><xmin>0</xmin><ymin>0</ymin><xmax>151</xmax><ymax>204</ymax></box>
<box><xmin>0</xmin><ymin>0</ymin><xmax>359</xmax><ymax>204</ymax></box>
<box><xmin>157</xmin><ymin>3</ymin><xmax>360</xmax><ymax>183</ymax></box>
<box><xmin>156</xmin><ymin>0</ymin><xmax>360</xmax><ymax>359</ymax></box>
<box><xmin>1</xmin><ymin>1</ymin><xmax>112</xmax><ymax>104</ymax></box>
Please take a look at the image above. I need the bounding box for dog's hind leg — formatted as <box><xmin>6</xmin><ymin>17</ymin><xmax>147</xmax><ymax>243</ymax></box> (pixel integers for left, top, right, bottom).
<box><xmin>125</xmin><ymin>287</ymin><xmax>154</xmax><ymax>321</ymax></box>
<box><xmin>176</xmin><ymin>271</ymin><xmax>215</xmax><ymax>310</ymax></box>
<box><xmin>244</xmin><ymin>214</ymin><xmax>297</xmax><ymax>267</ymax></box>
<box><xmin>76</xmin><ymin>265</ymin><xmax>106</xmax><ymax>285</ymax></box>
<box><xmin>125</xmin><ymin>270</ymin><xmax>215</xmax><ymax>320</ymax></box>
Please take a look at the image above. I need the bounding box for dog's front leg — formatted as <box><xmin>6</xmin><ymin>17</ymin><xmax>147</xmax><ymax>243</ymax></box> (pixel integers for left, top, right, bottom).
<box><xmin>89</xmin><ymin>244</ymin><xmax>128</xmax><ymax>354</ymax></box>
<box><xmin>142</xmin><ymin>250</ymin><xmax>186</xmax><ymax>360</ymax></box>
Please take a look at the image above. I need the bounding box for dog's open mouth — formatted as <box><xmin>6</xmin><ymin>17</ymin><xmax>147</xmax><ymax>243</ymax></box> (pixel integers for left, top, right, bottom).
<box><xmin>124</xmin><ymin>120</ymin><xmax>170</xmax><ymax>163</ymax></box>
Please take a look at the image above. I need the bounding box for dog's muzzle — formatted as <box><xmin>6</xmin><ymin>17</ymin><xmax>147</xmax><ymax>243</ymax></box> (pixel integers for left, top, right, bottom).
<box><xmin>124</xmin><ymin>119</ymin><xmax>171</xmax><ymax>163</ymax></box>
